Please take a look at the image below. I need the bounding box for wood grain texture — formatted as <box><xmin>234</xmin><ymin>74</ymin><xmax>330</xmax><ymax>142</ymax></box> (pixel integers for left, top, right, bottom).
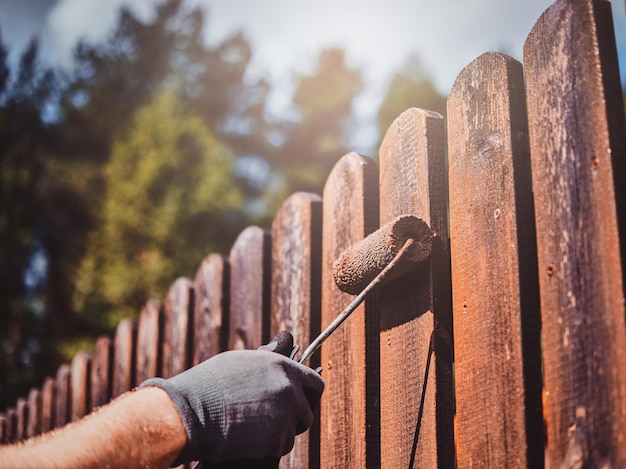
<box><xmin>447</xmin><ymin>52</ymin><xmax>542</xmax><ymax>468</ymax></box>
<box><xmin>26</xmin><ymin>388</ymin><xmax>41</xmax><ymax>438</ymax></box>
<box><xmin>162</xmin><ymin>278</ymin><xmax>195</xmax><ymax>378</ymax></box>
<box><xmin>320</xmin><ymin>152</ymin><xmax>380</xmax><ymax>469</ymax></box>
<box><xmin>0</xmin><ymin>413</ymin><xmax>6</xmax><ymax>444</ymax></box>
<box><xmin>136</xmin><ymin>300</ymin><xmax>162</xmax><ymax>383</ymax></box>
<box><xmin>112</xmin><ymin>319</ymin><xmax>136</xmax><ymax>398</ymax></box>
<box><xmin>90</xmin><ymin>336</ymin><xmax>112</xmax><ymax>410</ymax></box>
<box><xmin>194</xmin><ymin>254</ymin><xmax>229</xmax><ymax>364</ymax></box>
<box><xmin>229</xmin><ymin>226</ymin><xmax>271</xmax><ymax>350</ymax></box>
<box><xmin>70</xmin><ymin>352</ymin><xmax>91</xmax><ymax>422</ymax></box>
<box><xmin>54</xmin><ymin>364</ymin><xmax>71</xmax><ymax>428</ymax></box>
<box><xmin>270</xmin><ymin>192</ymin><xmax>322</xmax><ymax>469</ymax></box>
<box><xmin>524</xmin><ymin>0</ymin><xmax>626</xmax><ymax>466</ymax></box>
<box><xmin>15</xmin><ymin>398</ymin><xmax>27</xmax><ymax>442</ymax></box>
<box><xmin>378</xmin><ymin>108</ymin><xmax>453</xmax><ymax>469</ymax></box>
<box><xmin>5</xmin><ymin>408</ymin><xmax>16</xmax><ymax>444</ymax></box>
<box><xmin>40</xmin><ymin>377</ymin><xmax>55</xmax><ymax>433</ymax></box>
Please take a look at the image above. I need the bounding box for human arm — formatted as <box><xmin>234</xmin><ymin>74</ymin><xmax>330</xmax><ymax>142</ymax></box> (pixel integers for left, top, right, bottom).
<box><xmin>0</xmin><ymin>332</ymin><xmax>324</xmax><ymax>468</ymax></box>
<box><xmin>0</xmin><ymin>386</ymin><xmax>186</xmax><ymax>469</ymax></box>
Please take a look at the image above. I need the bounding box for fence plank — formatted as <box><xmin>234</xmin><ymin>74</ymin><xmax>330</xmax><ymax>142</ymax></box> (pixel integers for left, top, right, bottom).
<box><xmin>378</xmin><ymin>108</ymin><xmax>453</xmax><ymax>468</ymax></box>
<box><xmin>229</xmin><ymin>226</ymin><xmax>271</xmax><ymax>349</ymax></box>
<box><xmin>320</xmin><ymin>153</ymin><xmax>380</xmax><ymax>469</ymax></box>
<box><xmin>54</xmin><ymin>365</ymin><xmax>71</xmax><ymax>428</ymax></box>
<box><xmin>112</xmin><ymin>319</ymin><xmax>136</xmax><ymax>398</ymax></box>
<box><xmin>70</xmin><ymin>352</ymin><xmax>91</xmax><ymax>422</ymax></box>
<box><xmin>15</xmin><ymin>398</ymin><xmax>27</xmax><ymax>442</ymax></box>
<box><xmin>40</xmin><ymin>377</ymin><xmax>55</xmax><ymax>433</ymax></box>
<box><xmin>448</xmin><ymin>52</ymin><xmax>543</xmax><ymax>468</ymax></box>
<box><xmin>524</xmin><ymin>0</ymin><xmax>626</xmax><ymax>466</ymax></box>
<box><xmin>90</xmin><ymin>336</ymin><xmax>112</xmax><ymax>411</ymax></box>
<box><xmin>0</xmin><ymin>414</ymin><xmax>6</xmax><ymax>444</ymax></box>
<box><xmin>5</xmin><ymin>408</ymin><xmax>16</xmax><ymax>444</ymax></box>
<box><xmin>271</xmin><ymin>192</ymin><xmax>323</xmax><ymax>469</ymax></box>
<box><xmin>26</xmin><ymin>388</ymin><xmax>41</xmax><ymax>439</ymax></box>
<box><xmin>136</xmin><ymin>300</ymin><xmax>162</xmax><ymax>384</ymax></box>
<box><xmin>162</xmin><ymin>278</ymin><xmax>195</xmax><ymax>378</ymax></box>
<box><xmin>194</xmin><ymin>254</ymin><xmax>229</xmax><ymax>364</ymax></box>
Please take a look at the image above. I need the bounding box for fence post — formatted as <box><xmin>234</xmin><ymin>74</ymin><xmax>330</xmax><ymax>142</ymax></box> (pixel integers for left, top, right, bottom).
<box><xmin>447</xmin><ymin>52</ymin><xmax>543</xmax><ymax>467</ymax></box>
<box><xmin>193</xmin><ymin>254</ymin><xmax>229</xmax><ymax>364</ymax></box>
<box><xmin>112</xmin><ymin>319</ymin><xmax>136</xmax><ymax>398</ymax></box>
<box><xmin>229</xmin><ymin>226</ymin><xmax>272</xmax><ymax>349</ymax></box>
<box><xmin>320</xmin><ymin>152</ymin><xmax>380</xmax><ymax>468</ymax></box>
<box><xmin>15</xmin><ymin>398</ymin><xmax>27</xmax><ymax>442</ymax></box>
<box><xmin>162</xmin><ymin>278</ymin><xmax>195</xmax><ymax>378</ymax></box>
<box><xmin>524</xmin><ymin>0</ymin><xmax>626</xmax><ymax>466</ymax></box>
<box><xmin>40</xmin><ymin>377</ymin><xmax>55</xmax><ymax>433</ymax></box>
<box><xmin>54</xmin><ymin>364</ymin><xmax>70</xmax><ymax>429</ymax></box>
<box><xmin>70</xmin><ymin>352</ymin><xmax>91</xmax><ymax>422</ymax></box>
<box><xmin>378</xmin><ymin>108</ymin><xmax>453</xmax><ymax>468</ymax></box>
<box><xmin>91</xmin><ymin>336</ymin><xmax>112</xmax><ymax>410</ymax></box>
<box><xmin>270</xmin><ymin>192</ymin><xmax>323</xmax><ymax>469</ymax></box>
<box><xmin>136</xmin><ymin>300</ymin><xmax>162</xmax><ymax>384</ymax></box>
<box><xmin>26</xmin><ymin>388</ymin><xmax>41</xmax><ymax>439</ymax></box>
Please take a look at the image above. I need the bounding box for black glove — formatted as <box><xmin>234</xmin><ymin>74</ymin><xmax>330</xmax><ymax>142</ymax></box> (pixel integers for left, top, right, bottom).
<box><xmin>139</xmin><ymin>332</ymin><xmax>324</xmax><ymax>466</ymax></box>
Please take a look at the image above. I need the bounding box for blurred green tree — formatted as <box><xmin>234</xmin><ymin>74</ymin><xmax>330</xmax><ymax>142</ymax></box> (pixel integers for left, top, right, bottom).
<box><xmin>0</xmin><ymin>37</ymin><xmax>60</xmax><ymax>408</ymax></box>
<box><xmin>269</xmin><ymin>48</ymin><xmax>363</xmax><ymax>205</ymax></box>
<box><xmin>43</xmin><ymin>0</ymin><xmax>267</xmax><ymax>355</ymax></box>
<box><xmin>72</xmin><ymin>90</ymin><xmax>242</xmax><ymax>329</ymax></box>
<box><xmin>376</xmin><ymin>55</ymin><xmax>447</xmax><ymax>143</ymax></box>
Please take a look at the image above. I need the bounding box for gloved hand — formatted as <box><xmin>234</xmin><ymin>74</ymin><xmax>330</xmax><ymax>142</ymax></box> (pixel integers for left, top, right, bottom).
<box><xmin>139</xmin><ymin>332</ymin><xmax>324</xmax><ymax>466</ymax></box>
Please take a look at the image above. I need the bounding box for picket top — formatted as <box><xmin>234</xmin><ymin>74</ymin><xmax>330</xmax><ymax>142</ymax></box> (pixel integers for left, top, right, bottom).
<box><xmin>136</xmin><ymin>300</ymin><xmax>162</xmax><ymax>384</ymax></box>
<box><xmin>112</xmin><ymin>319</ymin><xmax>136</xmax><ymax>398</ymax></box>
<box><xmin>229</xmin><ymin>225</ymin><xmax>271</xmax><ymax>350</ymax></box>
<box><xmin>193</xmin><ymin>254</ymin><xmax>229</xmax><ymax>365</ymax></box>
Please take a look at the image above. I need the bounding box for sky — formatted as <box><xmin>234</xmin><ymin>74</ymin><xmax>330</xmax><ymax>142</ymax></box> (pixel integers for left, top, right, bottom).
<box><xmin>0</xmin><ymin>0</ymin><xmax>625</xmax><ymax>151</ymax></box>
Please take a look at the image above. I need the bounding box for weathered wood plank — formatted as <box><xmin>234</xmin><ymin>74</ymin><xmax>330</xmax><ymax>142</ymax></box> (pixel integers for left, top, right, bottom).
<box><xmin>194</xmin><ymin>254</ymin><xmax>229</xmax><ymax>364</ymax></box>
<box><xmin>91</xmin><ymin>336</ymin><xmax>112</xmax><ymax>411</ymax></box>
<box><xmin>0</xmin><ymin>413</ymin><xmax>6</xmax><ymax>444</ymax></box>
<box><xmin>162</xmin><ymin>278</ymin><xmax>195</xmax><ymax>378</ymax></box>
<box><xmin>15</xmin><ymin>398</ymin><xmax>27</xmax><ymax>442</ymax></box>
<box><xmin>378</xmin><ymin>108</ymin><xmax>453</xmax><ymax>468</ymax></box>
<box><xmin>40</xmin><ymin>377</ymin><xmax>55</xmax><ymax>433</ymax></box>
<box><xmin>26</xmin><ymin>388</ymin><xmax>41</xmax><ymax>439</ymax></box>
<box><xmin>70</xmin><ymin>352</ymin><xmax>91</xmax><ymax>422</ymax></box>
<box><xmin>320</xmin><ymin>153</ymin><xmax>380</xmax><ymax>469</ymax></box>
<box><xmin>112</xmin><ymin>319</ymin><xmax>136</xmax><ymax>398</ymax></box>
<box><xmin>136</xmin><ymin>300</ymin><xmax>162</xmax><ymax>384</ymax></box>
<box><xmin>524</xmin><ymin>0</ymin><xmax>626</xmax><ymax>466</ymax></box>
<box><xmin>54</xmin><ymin>364</ymin><xmax>71</xmax><ymax>428</ymax></box>
<box><xmin>270</xmin><ymin>192</ymin><xmax>323</xmax><ymax>469</ymax></box>
<box><xmin>229</xmin><ymin>226</ymin><xmax>272</xmax><ymax>350</ymax></box>
<box><xmin>448</xmin><ymin>52</ymin><xmax>542</xmax><ymax>468</ymax></box>
<box><xmin>5</xmin><ymin>408</ymin><xmax>16</xmax><ymax>444</ymax></box>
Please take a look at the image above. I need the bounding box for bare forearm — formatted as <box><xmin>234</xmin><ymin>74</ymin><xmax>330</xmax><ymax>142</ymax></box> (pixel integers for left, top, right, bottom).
<box><xmin>0</xmin><ymin>386</ymin><xmax>186</xmax><ymax>469</ymax></box>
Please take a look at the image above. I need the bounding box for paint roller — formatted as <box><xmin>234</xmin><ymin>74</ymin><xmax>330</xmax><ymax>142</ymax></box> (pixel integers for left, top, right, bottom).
<box><xmin>297</xmin><ymin>214</ymin><xmax>433</xmax><ymax>364</ymax></box>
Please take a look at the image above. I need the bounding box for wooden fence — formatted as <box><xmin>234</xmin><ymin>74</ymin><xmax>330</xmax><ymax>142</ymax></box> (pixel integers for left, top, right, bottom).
<box><xmin>2</xmin><ymin>0</ymin><xmax>626</xmax><ymax>467</ymax></box>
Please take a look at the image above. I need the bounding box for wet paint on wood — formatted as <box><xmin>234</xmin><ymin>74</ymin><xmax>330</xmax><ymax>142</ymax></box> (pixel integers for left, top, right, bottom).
<box><xmin>70</xmin><ymin>352</ymin><xmax>91</xmax><ymax>422</ymax></box>
<box><xmin>91</xmin><ymin>336</ymin><xmax>112</xmax><ymax>411</ymax></box>
<box><xmin>26</xmin><ymin>388</ymin><xmax>41</xmax><ymax>439</ymax></box>
<box><xmin>54</xmin><ymin>365</ymin><xmax>71</xmax><ymax>428</ymax></box>
<box><xmin>378</xmin><ymin>108</ymin><xmax>453</xmax><ymax>468</ymax></box>
<box><xmin>162</xmin><ymin>278</ymin><xmax>195</xmax><ymax>378</ymax></box>
<box><xmin>40</xmin><ymin>377</ymin><xmax>55</xmax><ymax>433</ymax></box>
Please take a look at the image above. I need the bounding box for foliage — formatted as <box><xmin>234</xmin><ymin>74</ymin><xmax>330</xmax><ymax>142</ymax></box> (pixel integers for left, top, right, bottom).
<box><xmin>376</xmin><ymin>55</ymin><xmax>447</xmax><ymax>143</ymax></box>
<box><xmin>0</xmin><ymin>37</ymin><xmax>59</xmax><ymax>408</ymax></box>
<box><xmin>73</xmin><ymin>90</ymin><xmax>242</xmax><ymax>327</ymax></box>
<box><xmin>270</xmin><ymin>48</ymin><xmax>363</xmax><ymax>203</ymax></box>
